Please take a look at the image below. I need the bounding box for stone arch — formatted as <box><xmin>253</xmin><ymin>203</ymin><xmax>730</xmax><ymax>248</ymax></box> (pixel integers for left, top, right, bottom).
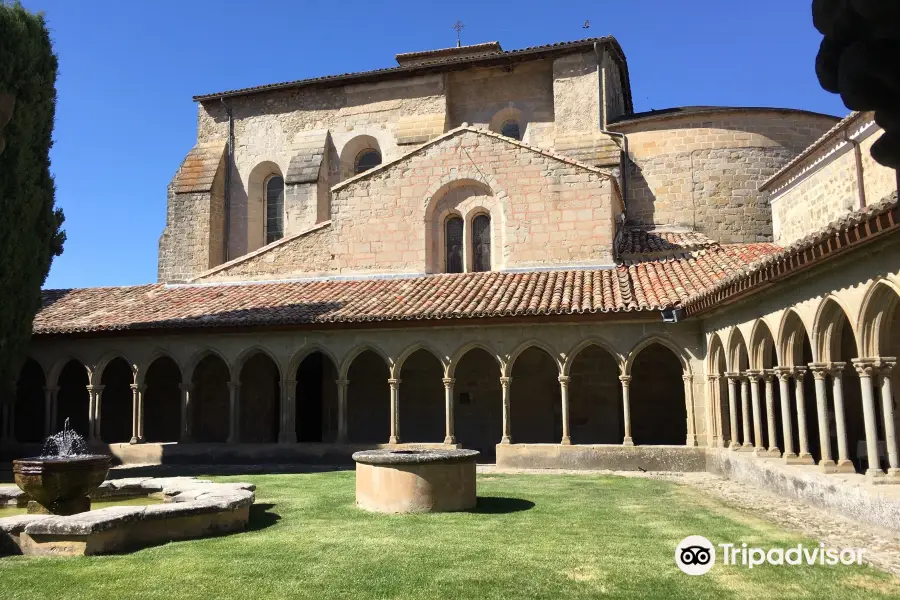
<box><xmin>858</xmin><ymin>279</ymin><xmax>900</xmax><ymax>357</ymax></box>
<box><xmin>707</xmin><ymin>333</ymin><xmax>727</xmax><ymax>375</ymax></box>
<box><xmin>247</xmin><ymin>160</ymin><xmax>284</xmax><ymax>253</ymax></box>
<box><xmin>565</xmin><ymin>341</ymin><xmax>624</xmax><ymax>444</ymax></box>
<box><xmin>447</xmin><ymin>342</ymin><xmax>503</xmax><ymax>378</ymax></box>
<box><xmin>136</xmin><ymin>350</ymin><xmax>181</xmax><ymax>387</ymax></box>
<box><xmin>628</xmin><ymin>342</ymin><xmax>687</xmax><ymax>445</ymax></box>
<box><xmin>55</xmin><ymin>359</ymin><xmax>90</xmax><ymax>436</ymax></box>
<box><xmin>48</xmin><ymin>354</ymin><xmax>90</xmax><ymax>390</ymax></box>
<box><xmin>346</xmin><ymin>348</ymin><xmax>391</xmax><ymax>444</ymax></box>
<box><xmin>394</xmin><ymin>343</ymin><xmax>449</xmax><ymax>376</ymax></box>
<box><xmin>339</xmin><ymin>134</ymin><xmax>381</xmax><ymax>180</ymax></box>
<box><xmin>289</xmin><ymin>345</ymin><xmax>341</xmax><ymax>378</ymax></box>
<box><xmin>624</xmin><ymin>334</ymin><xmax>691</xmax><ymax>376</ymax></box>
<box><xmin>100</xmin><ymin>356</ymin><xmax>136</xmax><ymax>443</ymax></box>
<box><xmin>293</xmin><ymin>349</ymin><xmax>339</xmax><ymax>443</ymax></box>
<box><xmin>725</xmin><ymin>327</ymin><xmax>750</xmax><ymax>373</ymax></box>
<box><xmin>748</xmin><ymin>319</ymin><xmax>778</xmax><ymax>370</ymax></box>
<box><xmin>94</xmin><ymin>352</ymin><xmax>136</xmax><ymax>384</ymax></box>
<box><xmin>707</xmin><ymin>332</ymin><xmax>731</xmax><ymax>444</ymax></box>
<box><xmin>233</xmin><ymin>345</ymin><xmax>283</xmax><ymax>381</ymax></box>
<box><xmin>190</xmin><ymin>351</ymin><xmax>231</xmax><ymax>443</ymax></box>
<box><xmin>398</xmin><ymin>348</ymin><xmax>446</xmax><ymax>443</ymax></box>
<box><xmin>238</xmin><ymin>351</ymin><xmax>281</xmax><ymax>443</ymax></box>
<box><xmin>489</xmin><ymin>106</ymin><xmax>527</xmax><ymax>140</ymax></box>
<box><xmin>510</xmin><ymin>345</ymin><xmax>562</xmax><ymax>443</ymax></box>
<box><xmin>814</xmin><ymin>295</ymin><xmax>860</xmax><ymax>363</ymax></box>
<box><xmin>15</xmin><ymin>358</ymin><xmax>46</xmax><ymax>443</ymax></box>
<box><xmin>185</xmin><ymin>348</ymin><xmax>233</xmax><ymax>383</ymax></box>
<box><xmin>562</xmin><ymin>338</ymin><xmax>624</xmax><ymax>376</ymax></box>
<box><xmin>507</xmin><ymin>340</ymin><xmax>563</xmax><ymax>377</ymax></box>
<box><xmin>778</xmin><ymin>309</ymin><xmax>812</xmax><ymax>367</ymax></box>
<box><xmin>143</xmin><ymin>355</ymin><xmax>182</xmax><ymax>443</ymax></box>
<box><xmin>339</xmin><ymin>344</ymin><xmax>391</xmax><ymax>381</ymax></box>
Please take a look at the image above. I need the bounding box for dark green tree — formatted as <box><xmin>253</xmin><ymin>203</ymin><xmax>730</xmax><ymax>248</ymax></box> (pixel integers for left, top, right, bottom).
<box><xmin>0</xmin><ymin>1</ymin><xmax>65</xmax><ymax>404</ymax></box>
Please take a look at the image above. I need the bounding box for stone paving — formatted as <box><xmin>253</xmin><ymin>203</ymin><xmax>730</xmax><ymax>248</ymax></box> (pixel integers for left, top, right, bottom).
<box><xmin>480</xmin><ymin>465</ymin><xmax>900</xmax><ymax>578</ymax></box>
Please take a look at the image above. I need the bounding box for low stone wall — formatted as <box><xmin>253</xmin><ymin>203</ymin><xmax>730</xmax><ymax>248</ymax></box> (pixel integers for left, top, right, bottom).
<box><xmin>707</xmin><ymin>449</ymin><xmax>900</xmax><ymax>532</ymax></box>
<box><xmin>0</xmin><ymin>477</ymin><xmax>255</xmax><ymax>556</ymax></box>
<box><xmin>495</xmin><ymin>444</ymin><xmax>708</xmax><ymax>471</ymax></box>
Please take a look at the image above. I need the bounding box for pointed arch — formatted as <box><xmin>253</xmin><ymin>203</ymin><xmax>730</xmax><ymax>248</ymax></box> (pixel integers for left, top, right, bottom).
<box><xmin>813</xmin><ymin>295</ymin><xmax>860</xmax><ymax>363</ymax></box>
<box><xmin>624</xmin><ymin>334</ymin><xmax>691</xmax><ymax>376</ymax></box>
<box><xmin>289</xmin><ymin>345</ymin><xmax>340</xmax><ymax>379</ymax></box>
<box><xmin>725</xmin><ymin>327</ymin><xmax>750</xmax><ymax>373</ymax></box>
<box><xmin>627</xmin><ymin>339</ymin><xmax>688</xmax><ymax>445</ymax></box>
<box><xmin>136</xmin><ymin>349</ymin><xmax>182</xmax><ymax>386</ymax></box>
<box><xmin>748</xmin><ymin>319</ymin><xmax>778</xmax><ymax>370</ymax></box>
<box><xmin>562</xmin><ymin>337</ymin><xmax>625</xmax><ymax>376</ymax></box>
<box><xmin>94</xmin><ymin>351</ymin><xmax>136</xmax><ymax>384</ymax></box>
<box><xmin>507</xmin><ymin>340</ymin><xmax>563</xmax><ymax>377</ymax></box>
<box><xmin>237</xmin><ymin>350</ymin><xmax>281</xmax><ymax>443</ymax></box>
<box><xmin>48</xmin><ymin>354</ymin><xmax>91</xmax><ymax>388</ymax></box>
<box><xmin>143</xmin><ymin>353</ymin><xmax>183</xmax><ymax>442</ymax></box>
<box><xmin>339</xmin><ymin>344</ymin><xmax>392</xmax><ymax>380</ymax></box>
<box><xmin>394</xmin><ymin>342</ymin><xmax>449</xmax><ymax>376</ymax></box>
<box><xmin>778</xmin><ymin>309</ymin><xmax>812</xmax><ymax>367</ymax></box>
<box><xmin>858</xmin><ymin>278</ymin><xmax>900</xmax><ymax>357</ymax></box>
<box><xmin>185</xmin><ymin>347</ymin><xmax>233</xmax><ymax>382</ymax></box>
<box><xmin>706</xmin><ymin>332</ymin><xmax>726</xmax><ymax>375</ymax></box>
<box><xmin>447</xmin><ymin>342</ymin><xmax>503</xmax><ymax>378</ymax></box>
<box><xmin>234</xmin><ymin>345</ymin><xmax>283</xmax><ymax>380</ymax></box>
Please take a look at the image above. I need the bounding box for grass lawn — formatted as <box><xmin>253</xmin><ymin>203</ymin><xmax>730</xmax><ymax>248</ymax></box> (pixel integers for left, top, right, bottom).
<box><xmin>1</xmin><ymin>471</ymin><xmax>898</xmax><ymax>599</ymax></box>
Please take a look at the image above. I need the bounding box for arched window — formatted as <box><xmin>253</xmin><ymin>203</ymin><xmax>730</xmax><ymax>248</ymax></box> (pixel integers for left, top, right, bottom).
<box><xmin>265</xmin><ymin>175</ymin><xmax>284</xmax><ymax>244</ymax></box>
<box><xmin>355</xmin><ymin>149</ymin><xmax>382</xmax><ymax>175</ymax></box>
<box><xmin>445</xmin><ymin>216</ymin><xmax>464</xmax><ymax>274</ymax></box>
<box><xmin>500</xmin><ymin>120</ymin><xmax>521</xmax><ymax>141</ymax></box>
<box><xmin>472</xmin><ymin>214</ymin><xmax>491</xmax><ymax>272</ymax></box>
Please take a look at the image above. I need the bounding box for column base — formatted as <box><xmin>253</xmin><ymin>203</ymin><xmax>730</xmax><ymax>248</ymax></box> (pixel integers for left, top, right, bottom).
<box><xmin>685</xmin><ymin>434</ymin><xmax>696</xmax><ymax>447</ymax></box>
<box><xmin>784</xmin><ymin>453</ymin><xmax>815</xmax><ymax>465</ymax></box>
<box><xmin>443</xmin><ymin>436</ymin><xmax>456</xmax><ymax>445</ymax></box>
<box><xmin>278</xmin><ymin>433</ymin><xmax>298</xmax><ymax>444</ymax></box>
<box><xmin>622</xmin><ymin>437</ymin><xmax>634</xmax><ymax>447</ymax></box>
<box><xmin>766</xmin><ymin>447</ymin><xmax>781</xmax><ymax>458</ymax></box>
<box><xmin>129</xmin><ymin>436</ymin><xmax>143</xmax><ymax>445</ymax></box>
<box><xmin>818</xmin><ymin>459</ymin><xmax>837</xmax><ymax>473</ymax></box>
<box><xmin>867</xmin><ymin>468</ymin><xmax>887</xmax><ymax>483</ymax></box>
<box><xmin>752</xmin><ymin>446</ymin><xmax>768</xmax><ymax>457</ymax></box>
<box><xmin>561</xmin><ymin>436</ymin><xmax>572</xmax><ymax>445</ymax></box>
<box><xmin>500</xmin><ymin>436</ymin><xmax>511</xmax><ymax>444</ymax></box>
<box><xmin>737</xmin><ymin>443</ymin><xmax>755</xmax><ymax>452</ymax></box>
<box><xmin>729</xmin><ymin>441</ymin><xmax>741</xmax><ymax>451</ymax></box>
<box><xmin>388</xmin><ymin>436</ymin><xmax>400</xmax><ymax>444</ymax></box>
<box><xmin>781</xmin><ymin>451</ymin><xmax>797</xmax><ymax>461</ymax></box>
<box><xmin>835</xmin><ymin>459</ymin><xmax>856</xmax><ymax>473</ymax></box>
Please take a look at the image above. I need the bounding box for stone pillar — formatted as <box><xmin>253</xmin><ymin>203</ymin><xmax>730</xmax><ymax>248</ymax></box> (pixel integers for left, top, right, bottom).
<box><xmin>682</xmin><ymin>374</ymin><xmax>696</xmax><ymax>446</ymax></box>
<box><xmin>877</xmin><ymin>358</ymin><xmax>899</xmax><ymax>480</ymax></box>
<box><xmin>809</xmin><ymin>363</ymin><xmax>836</xmax><ymax>472</ymax></box>
<box><xmin>559</xmin><ymin>375</ymin><xmax>571</xmax><ymax>445</ymax></box>
<box><xmin>86</xmin><ymin>384</ymin><xmax>103</xmax><ymax>443</ymax></box>
<box><xmin>746</xmin><ymin>371</ymin><xmax>764</xmax><ymax>453</ymax></box>
<box><xmin>740</xmin><ymin>375</ymin><xmax>752</xmax><ymax>450</ymax></box>
<box><xmin>336</xmin><ymin>379</ymin><xmax>349</xmax><ymax>443</ymax></box>
<box><xmin>43</xmin><ymin>386</ymin><xmax>57</xmax><ymax>437</ymax></box>
<box><xmin>226</xmin><ymin>382</ymin><xmax>240</xmax><ymax>444</ymax></box>
<box><xmin>178</xmin><ymin>383</ymin><xmax>193</xmax><ymax>442</ymax></box>
<box><xmin>500</xmin><ymin>376</ymin><xmax>511</xmax><ymax>444</ymax></box>
<box><xmin>388</xmin><ymin>378</ymin><xmax>401</xmax><ymax>444</ymax></box>
<box><xmin>280</xmin><ymin>378</ymin><xmax>297</xmax><ymax>444</ymax></box>
<box><xmin>619</xmin><ymin>375</ymin><xmax>633</xmax><ymax>446</ymax></box>
<box><xmin>852</xmin><ymin>359</ymin><xmax>882</xmax><ymax>477</ymax></box>
<box><xmin>793</xmin><ymin>367</ymin><xmax>814</xmax><ymax>463</ymax></box>
<box><xmin>828</xmin><ymin>363</ymin><xmax>854</xmax><ymax>472</ymax></box>
<box><xmin>442</xmin><ymin>377</ymin><xmax>456</xmax><ymax>445</ymax></box>
<box><xmin>763</xmin><ymin>370</ymin><xmax>779</xmax><ymax>456</ymax></box>
<box><xmin>707</xmin><ymin>375</ymin><xmax>720</xmax><ymax>447</ymax></box>
<box><xmin>129</xmin><ymin>384</ymin><xmax>145</xmax><ymax>444</ymax></box>
<box><xmin>725</xmin><ymin>373</ymin><xmax>739</xmax><ymax>450</ymax></box>
<box><xmin>774</xmin><ymin>368</ymin><xmax>796</xmax><ymax>460</ymax></box>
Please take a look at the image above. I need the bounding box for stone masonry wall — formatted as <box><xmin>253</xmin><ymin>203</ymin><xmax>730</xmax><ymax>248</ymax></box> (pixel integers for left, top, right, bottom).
<box><xmin>601</xmin><ymin>49</ymin><xmax>625</xmax><ymax>126</ymax></box>
<box><xmin>613</xmin><ymin>110</ymin><xmax>838</xmax><ymax>243</ymax></box>
<box><xmin>552</xmin><ymin>52</ymin><xmax>600</xmax><ymax>136</ymax></box>
<box><xmin>158</xmin><ymin>173</ymin><xmax>225</xmax><ymax>283</ymax></box>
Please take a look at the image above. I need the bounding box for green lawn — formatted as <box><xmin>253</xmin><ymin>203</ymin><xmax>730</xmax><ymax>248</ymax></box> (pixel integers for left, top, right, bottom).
<box><xmin>1</xmin><ymin>471</ymin><xmax>898</xmax><ymax>599</ymax></box>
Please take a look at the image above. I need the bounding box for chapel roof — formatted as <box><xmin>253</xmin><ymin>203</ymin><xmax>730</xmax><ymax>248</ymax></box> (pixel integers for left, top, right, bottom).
<box><xmin>608</xmin><ymin>105</ymin><xmax>839</xmax><ymax>128</ymax></box>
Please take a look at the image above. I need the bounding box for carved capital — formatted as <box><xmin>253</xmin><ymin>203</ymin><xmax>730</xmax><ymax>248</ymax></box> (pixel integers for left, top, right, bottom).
<box><xmin>681</xmin><ymin>374</ymin><xmax>693</xmax><ymax>383</ymax></box>
<box><xmin>129</xmin><ymin>383</ymin><xmax>146</xmax><ymax>393</ymax></box>
<box><xmin>875</xmin><ymin>357</ymin><xmax>897</xmax><ymax>376</ymax></box>
<box><xmin>558</xmin><ymin>375</ymin><xmax>570</xmax><ymax>387</ymax></box>
<box><xmin>852</xmin><ymin>359</ymin><xmax>877</xmax><ymax>378</ymax></box>
<box><xmin>85</xmin><ymin>384</ymin><xmax>105</xmax><ymax>394</ymax></box>
<box><xmin>793</xmin><ymin>366</ymin><xmax>808</xmax><ymax>381</ymax></box>
<box><xmin>772</xmin><ymin>367</ymin><xmax>793</xmax><ymax>382</ymax></box>
<box><xmin>335</xmin><ymin>378</ymin><xmax>349</xmax><ymax>387</ymax></box>
<box><xmin>618</xmin><ymin>375</ymin><xmax>632</xmax><ymax>386</ymax></box>
<box><xmin>744</xmin><ymin>369</ymin><xmax>762</xmax><ymax>383</ymax></box>
<box><xmin>388</xmin><ymin>378</ymin><xmax>402</xmax><ymax>388</ymax></box>
<box><xmin>724</xmin><ymin>371</ymin><xmax>741</xmax><ymax>382</ymax></box>
<box><xmin>442</xmin><ymin>377</ymin><xmax>455</xmax><ymax>387</ymax></box>
<box><xmin>827</xmin><ymin>362</ymin><xmax>846</xmax><ymax>379</ymax></box>
<box><xmin>499</xmin><ymin>376</ymin><xmax>512</xmax><ymax>387</ymax></box>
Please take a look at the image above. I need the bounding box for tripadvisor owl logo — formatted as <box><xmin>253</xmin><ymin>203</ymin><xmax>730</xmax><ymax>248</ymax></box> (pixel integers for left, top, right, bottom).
<box><xmin>675</xmin><ymin>535</ymin><xmax>716</xmax><ymax>575</ymax></box>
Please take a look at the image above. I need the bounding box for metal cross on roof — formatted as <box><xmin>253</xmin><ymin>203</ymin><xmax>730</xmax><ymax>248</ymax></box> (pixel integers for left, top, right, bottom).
<box><xmin>452</xmin><ymin>20</ymin><xmax>465</xmax><ymax>47</ymax></box>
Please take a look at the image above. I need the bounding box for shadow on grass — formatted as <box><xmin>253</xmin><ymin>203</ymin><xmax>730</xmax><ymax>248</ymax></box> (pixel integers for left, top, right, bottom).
<box><xmin>248</xmin><ymin>503</ymin><xmax>281</xmax><ymax>531</ymax></box>
<box><xmin>471</xmin><ymin>496</ymin><xmax>535</xmax><ymax>513</ymax></box>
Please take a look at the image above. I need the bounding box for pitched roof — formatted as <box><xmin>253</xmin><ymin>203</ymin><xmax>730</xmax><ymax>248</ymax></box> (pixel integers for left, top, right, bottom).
<box><xmin>193</xmin><ymin>37</ymin><xmax>633</xmax><ymax>113</ymax></box>
<box><xmin>615</xmin><ymin>228</ymin><xmax>717</xmax><ymax>258</ymax></box>
<box><xmin>171</xmin><ymin>141</ymin><xmax>226</xmax><ymax>194</ymax></box>
<box><xmin>33</xmin><ymin>243</ymin><xmax>781</xmax><ymax>336</ymax></box>
<box><xmin>608</xmin><ymin>105</ymin><xmax>838</xmax><ymax>128</ymax></box>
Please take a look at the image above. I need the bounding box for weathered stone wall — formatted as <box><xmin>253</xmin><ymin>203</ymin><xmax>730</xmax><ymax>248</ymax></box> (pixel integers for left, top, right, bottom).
<box><xmin>601</xmin><ymin>48</ymin><xmax>625</xmax><ymax>126</ymax></box>
<box><xmin>612</xmin><ymin>110</ymin><xmax>838</xmax><ymax>243</ymax></box>
<box><xmin>552</xmin><ymin>52</ymin><xmax>600</xmax><ymax>136</ymax></box>
<box><xmin>771</xmin><ymin>121</ymin><xmax>897</xmax><ymax>246</ymax></box>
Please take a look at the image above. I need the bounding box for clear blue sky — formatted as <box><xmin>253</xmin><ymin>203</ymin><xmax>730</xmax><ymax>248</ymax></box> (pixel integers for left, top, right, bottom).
<box><xmin>24</xmin><ymin>0</ymin><xmax>847</xmax><ymax>290</ymax></box>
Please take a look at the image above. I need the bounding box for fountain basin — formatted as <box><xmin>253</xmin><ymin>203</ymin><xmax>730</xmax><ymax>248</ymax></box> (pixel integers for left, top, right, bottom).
<box><xmin>13</xmin><ymin>455</ymin><xmax>110</xmax><ymax>515</ymax></box>
<box><xmin>352</xmin><ymin>449</ymin><xmax>479</xmax><ymax>513</ymax></box>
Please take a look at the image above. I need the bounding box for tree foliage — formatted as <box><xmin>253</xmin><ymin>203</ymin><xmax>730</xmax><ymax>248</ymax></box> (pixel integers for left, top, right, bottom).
<box><xmin>0</xmin><ymin>1</ymin><xmax>65</xmax><ymax>402</ymax></box>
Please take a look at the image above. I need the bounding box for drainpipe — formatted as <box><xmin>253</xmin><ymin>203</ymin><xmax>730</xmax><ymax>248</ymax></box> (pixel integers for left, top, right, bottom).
<box><xmin>595</xmin><ymin>42</ymin><xmax>630</xmax><ymax>259</ymax></box>
<box><xmin>844</xmin><ymin>129</ymin><xmax>867</xmax><ymax>210</ymax></box>
<box><xmin>221</xmin><ymin>98</ymin><xmax>234</xmax><ymax>262</ymax></box>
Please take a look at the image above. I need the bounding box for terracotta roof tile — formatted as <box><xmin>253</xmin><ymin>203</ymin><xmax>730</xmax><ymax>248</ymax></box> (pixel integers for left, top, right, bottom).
<box><xmin>615</xmin><ymin>228</ymin><xmax>717</xmax><ymax>257</ymax></box>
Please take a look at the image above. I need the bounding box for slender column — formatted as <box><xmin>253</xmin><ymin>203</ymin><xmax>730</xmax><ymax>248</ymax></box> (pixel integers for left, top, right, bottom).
<box><xmin>280</xmin><ymin>378</ymin><xmax>297</xmax><ymax>444</ymax></box>
<box><xmin>442</xmin><ymin>377</ymin><xmax>456</xmax><ymax>445</ymax></box>
<box><xmin>852</xmin><ymin>359</ymin><xmax>882</xmax><ymax>477</ymax></box>
<box><xmin>746</xmin><ymin>371</ymin><xmax>764</xmax><ymax>453</ymax></box>
<box><xmin>226</xmin><ymin>382</ymin><xmax>240</xmax><ymax>444</ymax></box>
<box><xmin>682</xmin><ymin>374</ymin><xmax>696</xmax><ymax>446</ymax></box>
<box><xmin>725</xmin><ymin>373</ymin><xmax>739</xmax><ymax>449</ymax></box>
<box><xmin>559</xmin><ymin>375</ymin><xmax>572</xmax><ymax>445</ymax></box>
<box><xmin>178</xmin><ymin>383</ymin><xmax>193</xmax><ymax>442</ymax></box>
<box><xmin>86</xmin><ymin>384</ymin><xmax>99</xmax><ymax>443</ymax></box>
<box><xmin>500</xmin><ymin>376</ymin><xmax>512</xmax><ymax>444</ymax></box>
<box><xmin>740</xmin><ymin>374</ymin><xmax>752</xmax><ymax>449</ymax></box>
<box><xmin>773</xmin><ymin>368</ymin><xmax>796</xmax><ymax>460</ymax></box>
<box><xmin>43</xmin><ymin>386</ymin><xmax>57</xmax><ymax>437</ymax></box>
<box><xmin>809</xmin><ymin>363</ymin><xmax>836</xmax><ymax>471</ymax></box>
<box><xmin>388</xmin><ymin>378</ymin><xmax>401</xmax><ymax>444</ymax></box>
<box><xmin>828</xmin><ymin>363</ymin><xmax>854</xmax><ymax>472</ymax></box>
<box><xmin>619</xmin><ymin>375</ymin><xmax>633</xmax><ymax>446</ymax></box>
<box><xmin>877</xmin><ymin>358</ymin><xmax>899</xmax><ymax>479</ymax></box>
<box><xmin>707</xmin><ymin>375</ymin><xmax>720</xmax><ymax>447</ymax></box>
<box><xmin>129</xmin><ymin>384</ymin><xmax>145</xmax><ymax>444</ymax></box>
<box><xmin>763</xmin><ymin>370</ymin><xmax>779</xmax><ymax>456</ymax></box>
<box><xmin>336</xmin><ymin>379</ymin><xmax>349</xmax><ymax>443</ymax></box>
<box><xmin>793</xmin><ymin>367</ymin><xmax>814</xmax><ymax>463</ymax></box>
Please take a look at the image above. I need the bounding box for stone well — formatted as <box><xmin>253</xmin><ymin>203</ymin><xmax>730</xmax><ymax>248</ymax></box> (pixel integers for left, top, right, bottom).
<box><xmin>352</xmin><ymin>449</ymin><xmax>479</xmax><ymax>513</ymax></box>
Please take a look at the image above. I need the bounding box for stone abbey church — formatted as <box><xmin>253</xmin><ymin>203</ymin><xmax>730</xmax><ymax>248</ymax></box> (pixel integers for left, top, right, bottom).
<box><xmin>4</xmin><ymin>36</ymin><xmax>900</xmax><ymax>479</ymax></box>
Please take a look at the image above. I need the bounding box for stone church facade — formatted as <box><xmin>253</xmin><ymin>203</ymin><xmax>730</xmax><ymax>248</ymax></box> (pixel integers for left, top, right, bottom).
<box><xmin>4</xmin><ymin>37</ymin><xmax>900</xmax><ymax>481</ymax></box>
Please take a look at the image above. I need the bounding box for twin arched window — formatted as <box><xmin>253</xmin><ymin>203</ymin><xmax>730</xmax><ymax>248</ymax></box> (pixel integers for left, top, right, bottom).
<box><xmin>445</xmin><ymin>214</ymin><xmax>491</xmax><ymax>273</ymax></box>
<box><xmin>265</xmin><ymin>175</ymin><xmax>284</xmax><ymax>244</ymax></box>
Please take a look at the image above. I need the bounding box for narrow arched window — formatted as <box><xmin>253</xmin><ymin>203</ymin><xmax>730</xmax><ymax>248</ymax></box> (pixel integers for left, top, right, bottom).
<box><xmin>355</xmin><ymin>149</ymin><xmax>382</xmax><ymax>174</ymax></box>
<box><xmin>472</xmin><ymin>214</ymin><xmax>491</xmax><ymax>272</ymax></box>
<box><xmin>265</xmin><ymin>175</ymin><xmax>284</xmax><ymax>244</ymax></box>
<box><xmin>500</xmin><ymin>120</ymin><xmax>521</xmax><ymax>140</ymax></box>
<box><xmin>445</xmin><ymin>216</ymin><xmax>464</xmax><ymax>274</ymax></box>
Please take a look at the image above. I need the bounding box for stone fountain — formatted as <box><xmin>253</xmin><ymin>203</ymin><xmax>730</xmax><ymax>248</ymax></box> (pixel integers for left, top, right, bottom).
<box><xmin>12</xmin><ymin>419</ymin><xmax>110</xmax><ymax>515</ymax></box>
